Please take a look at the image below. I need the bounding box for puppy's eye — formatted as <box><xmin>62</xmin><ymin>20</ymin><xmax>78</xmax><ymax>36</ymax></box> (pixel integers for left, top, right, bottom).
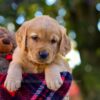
<box><xmin>51</xmin><ymin>39</ymin><xmax>57</xmax><ymax>44</ymax></box>
<box><xmin>32</xmin><ymin>36</ymin><xmax>38</xmax><ymax>41</ymax></box>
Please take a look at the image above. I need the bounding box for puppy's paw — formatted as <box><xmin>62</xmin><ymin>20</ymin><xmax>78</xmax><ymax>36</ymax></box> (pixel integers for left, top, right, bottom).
<box><xmin>4</xmin><ymin>74</ymin><xmax>22</xmax><ymax>92</ymax></box>
<box><xmin>45</xmin><ymin>67</ymin><xmax>63</xmax><ymax>91</ymax></box>
<box><xmin>46</xmin><ymin>75</ymin><xmax>63</xmax><ymax>91</ymax></box>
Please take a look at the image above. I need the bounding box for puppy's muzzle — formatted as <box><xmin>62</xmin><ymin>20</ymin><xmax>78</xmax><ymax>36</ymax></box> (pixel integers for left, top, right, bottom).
<box><xmin>39</xmin><ymin>50</ymin><xmax>49</xmax><ymax>60</ymax></box>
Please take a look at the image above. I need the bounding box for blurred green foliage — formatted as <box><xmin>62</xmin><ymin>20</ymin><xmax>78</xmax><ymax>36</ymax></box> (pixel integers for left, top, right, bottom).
<box><xmin>0</xmin><ymin>0</ymin><xmax>100</xmax><ymax>99</ymax></box>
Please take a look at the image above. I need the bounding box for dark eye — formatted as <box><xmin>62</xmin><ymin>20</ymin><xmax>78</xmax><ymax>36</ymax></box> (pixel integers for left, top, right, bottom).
<box><xmin>51</xmin><ymin>39</ymin><xmax>57</xmax><ymax>44</ymax></box>
<box><xmin>32</xmin><ymin>36</ymin><xmax>38</xmax><ymax>41</ymax></box>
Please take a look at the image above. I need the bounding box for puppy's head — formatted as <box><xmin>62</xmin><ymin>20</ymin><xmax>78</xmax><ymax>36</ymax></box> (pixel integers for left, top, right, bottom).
<box><xmin>16</xmin><ymin>16</ymin><xmax>71</xmax><ymax>64</ymax></box>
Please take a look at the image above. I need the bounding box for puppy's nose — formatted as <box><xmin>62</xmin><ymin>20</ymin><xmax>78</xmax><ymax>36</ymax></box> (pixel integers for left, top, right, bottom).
<box><xmin>39</xmin><ymin>50</ymin><xmax>49</xmax><ymax>59</ymax></box>
<box><xmin>2</xmin><ymin>38</ymin><xmax>10</xmax><ymax>45</ymax></box>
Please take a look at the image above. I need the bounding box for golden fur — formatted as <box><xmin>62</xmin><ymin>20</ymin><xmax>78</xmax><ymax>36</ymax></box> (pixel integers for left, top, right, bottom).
<box><xmin>4</xmin><ymin>16</ymin><xmax>71</xmax><ymax>92</ymax></box>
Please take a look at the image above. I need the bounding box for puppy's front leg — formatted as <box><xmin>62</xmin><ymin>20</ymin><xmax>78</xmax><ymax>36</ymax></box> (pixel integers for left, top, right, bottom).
<box><xmin>4</xmin><ymin>61</ymin><xmax>22</xmax><ymax>92</ymax></box>
<box><xmin>45</xmin><ymin>65</ymin><xmax>63</xmax><ymax>91</ymax></box>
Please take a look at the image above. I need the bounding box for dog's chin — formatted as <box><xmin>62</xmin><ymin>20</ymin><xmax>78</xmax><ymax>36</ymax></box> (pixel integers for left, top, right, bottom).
<box><xmin>29</xmin><ymin>58</ymin><xmax>53</xmax><ymax>65</ymax></box>
<box><xmin>34</xmin><ymin>59</ymin><xmax>53</xmax><ymax>65</ymax></box>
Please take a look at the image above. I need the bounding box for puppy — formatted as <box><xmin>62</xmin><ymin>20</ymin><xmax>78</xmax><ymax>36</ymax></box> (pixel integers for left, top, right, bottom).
<box><xmin>4</xmin><ymin>16</ymin><xmax>71</xmax><ymax>92</ymax></box>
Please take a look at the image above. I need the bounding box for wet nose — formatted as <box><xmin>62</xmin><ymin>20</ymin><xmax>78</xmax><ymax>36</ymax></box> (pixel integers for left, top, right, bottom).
<box><xmin>39</xmin><ymin>50</ymin><xmax>49</xmax><ymax>59</ymax></box>
<box><xmin>2</xmin><ymin>38</ymin><xmax>10</xmax><ymax>45</ymax></box>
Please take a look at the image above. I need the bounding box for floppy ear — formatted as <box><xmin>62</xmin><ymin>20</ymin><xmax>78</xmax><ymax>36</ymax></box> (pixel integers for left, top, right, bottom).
<box><xmin>59</xmin><ymin>25</ymin><xmax>71</xmax><ymax>56</ymax></box>
<box><xmin>16</xmin><ymin>21</ymin><xmax>29</xmax><ymax>51</ymax></box>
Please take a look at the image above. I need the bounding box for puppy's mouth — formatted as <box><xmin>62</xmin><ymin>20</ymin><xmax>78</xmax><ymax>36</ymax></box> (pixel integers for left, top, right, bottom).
<box><xmin>36</xmin><ymin>60</ymin><xmax>50</xmax><ymax>65</ymax></box>
<box><xmin>30</xmin><ymin>58</ymin><xmax>52</xmax><ymax>65</ymax></box>
<box><xmin>36</xmin><ymin>50</ymin><xmax>52</xmax><ymax>64</ymax></box>
<box><xmin>35</xmin><ymin>56</ymin><xmax>52</xmax><ymax>65</ymax></box>
<box><xmin>28</xmin><ymin>50</ymin><xmax>54</xmax><ymax>65</ymax></box>
<box><xmin>28</xmin><ymin>55</ymin><xmax>51</xmax><ymax>65</ymax></box>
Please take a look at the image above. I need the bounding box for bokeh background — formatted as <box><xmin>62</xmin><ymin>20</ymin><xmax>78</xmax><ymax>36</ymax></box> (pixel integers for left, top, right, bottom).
<box><xmin>0</xmin><ymin>0</ymin><xmax>100</xmax><ymax>100</ymax></box>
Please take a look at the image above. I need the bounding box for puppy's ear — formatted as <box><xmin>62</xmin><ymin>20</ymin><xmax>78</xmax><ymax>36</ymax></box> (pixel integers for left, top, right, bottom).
<box><xmin>16</xmin><ymin>21</ymin><xmax>29</xmax><ymax>51</ymax></box>
<box><xmin>59</xmin><ymin>25</ymin><xmax>71</xmax><ymax>56</ymax></box>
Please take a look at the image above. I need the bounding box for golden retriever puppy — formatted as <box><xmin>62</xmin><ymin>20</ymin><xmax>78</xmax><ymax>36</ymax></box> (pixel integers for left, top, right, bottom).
<box><xmin>4</xmin><ymin>15</ymin><xmax>71</xmax><ymax>92</ymax></box>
